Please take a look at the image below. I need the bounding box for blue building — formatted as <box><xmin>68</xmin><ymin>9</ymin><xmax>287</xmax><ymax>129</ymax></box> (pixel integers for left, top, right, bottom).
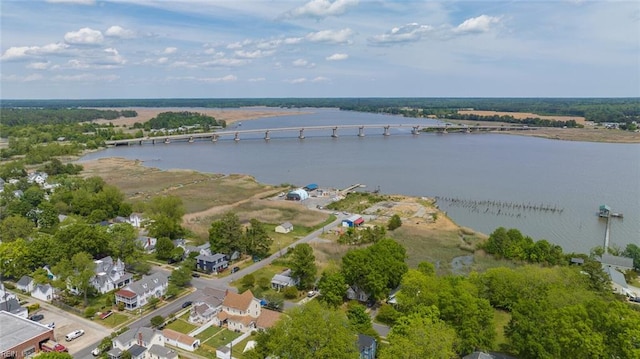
<box><xmin>357</xmin><ymin>334</ymin><xmax>377</xmax><ymax>359</ymax></box>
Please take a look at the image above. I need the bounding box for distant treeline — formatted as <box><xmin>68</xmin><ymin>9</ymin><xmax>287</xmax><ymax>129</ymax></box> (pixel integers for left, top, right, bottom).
<box><xmin>132</xmin><ymin>111</ymin><xmax>225</xmax><ymax>131</ymax></box>
<box><xmin>444</xmin><ymin>113</ymin><xmax>581</xmax><ymax>128</ymax></box>
<box><xmin>2</xmin><ymin>97</ymin><xmax>638</xmax><ymax>124</ymax></box>
<box><xmin>0</xmin><ymin>108</ymin><xmax>137</xmax><ymax>126</ymax></box>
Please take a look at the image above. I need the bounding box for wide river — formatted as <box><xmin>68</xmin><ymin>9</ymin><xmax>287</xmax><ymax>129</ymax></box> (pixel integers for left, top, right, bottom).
<box><xmin>80</xmin><ymin>108</ymin><xmax>640</xmax><ymax>254</ymax></box>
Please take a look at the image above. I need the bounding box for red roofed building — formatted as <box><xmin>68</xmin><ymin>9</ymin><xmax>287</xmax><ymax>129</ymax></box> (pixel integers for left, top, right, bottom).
<box><xmin>114</xmin><ymin>289</ymin><xmax>137</xmax><ymax>310</ymax></box>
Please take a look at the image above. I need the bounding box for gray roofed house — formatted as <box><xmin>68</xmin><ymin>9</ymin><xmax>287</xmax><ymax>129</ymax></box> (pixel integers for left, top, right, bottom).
<box><xmin>357</xmin><ymin>334</ymin><xmax>377</xmax><ymax>359</ymax></box>
<box><xmin>148</xmin><ymin>344</ymin><xmax>178</xmax><ymax>359</ymax></box>
<box><xmin>0</xmin><ymin>298</ymin><xmax>28</xmax><ymax>318</ymax></box>
<box><xmin>112</xmin><ymin>327</ymin><xmax>163</xmax><ymax>351</ymax></box>
<box><xmin>31</xmin><ymin>284</ymin><xmax>54</xmax><ymax>302</ymax></box>
<box><xmin>17</xmin><ymin>275</ymin><xmax>34</xmax><ymax>293</ymax></box>
<box><xmin>599</xmin><ymin>254</ymin><xmax>634</xmax><ymax>272</ymax></box>
<box><xmin>271</xmin><ymin>269</ymin><xmax>299</xmax><ymax>291</ymax></box>
<box><xmin>128</xmin><ymin>344</ymin><xmax>147</xmax><ymax>359</ymax></box>
<box><xmin>604</xmin><ymin>266</ymin><xmax>630</xmax><ymax>296</ymax></box>
<box><xmin>89</xmin><ymin>256</ymin><xmax>133</xmax><ymax>294</ymax></box>
<box><xmin>275</xmin><ymin>222</ymin><xmax>294</xmax><ymax>234</ymax></box>
<box><xmin>189</xmin><ymin>287</ymin><xmax>226</xmax><ymax>323</ymax></box>
<box><xmin>114</xmin><ymin>273</ymin><xmax>169</xmax><ymax>310</ymax></box>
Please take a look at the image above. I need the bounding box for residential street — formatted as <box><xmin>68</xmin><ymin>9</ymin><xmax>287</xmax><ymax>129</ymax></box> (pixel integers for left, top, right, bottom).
<box><xmin>73</xmin><ymin>213</ymin><xmax>347</xmax><ymax>358</ymax></box>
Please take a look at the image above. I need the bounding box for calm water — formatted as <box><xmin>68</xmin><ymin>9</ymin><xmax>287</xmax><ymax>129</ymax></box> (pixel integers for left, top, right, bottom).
<box><xmin>80</xmin><ymin>108</ymin><xmax>640</xmax><ymax>253</ymax></box>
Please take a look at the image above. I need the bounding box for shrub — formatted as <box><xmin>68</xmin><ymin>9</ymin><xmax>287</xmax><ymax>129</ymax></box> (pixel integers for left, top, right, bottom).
<box><xmin>84</xmin><ymin>306</ymin><xmax>97</xmax><ymax>318</ymax></box>
<box><xmin>117</xmin><ymin>302</ymin><xmax>125</xmax><ymax>311</ymax></box>
<box><xmin>27</xmin><ymin>303</ymin><xmax>40</xmax><ymax>312</ymax></box>
<box><xmin>376</xmin><ymin>304</ymin><xmax>400</xmax><ymax>326</ymax></box>
<box><xmin>3</xmin><ymin>282</ymin><xmax>16</xmax><ymax>290</ymax></box>
<box><xmin>283</xmin><ymin>286</ymin><xmax>298</xmax><ymax>299</ymax></box>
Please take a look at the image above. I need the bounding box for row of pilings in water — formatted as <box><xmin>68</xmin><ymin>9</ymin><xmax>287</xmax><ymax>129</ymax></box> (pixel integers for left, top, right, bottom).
<box><xmin>434</xmin><ymin>196</ymin><xmax>564</xmax><ymax>218</ymax></box>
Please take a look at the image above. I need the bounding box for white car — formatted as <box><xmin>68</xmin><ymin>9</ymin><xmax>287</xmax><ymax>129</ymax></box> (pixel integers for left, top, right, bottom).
<box><xmin>65</xmin><ymin>329</ymin><xmax>85</xmax><ymax>341</ymax></box>
<box><xmin>91</xmin><ymin>347</ymin><xmax>101</xmax><ymax>356</ymax></box>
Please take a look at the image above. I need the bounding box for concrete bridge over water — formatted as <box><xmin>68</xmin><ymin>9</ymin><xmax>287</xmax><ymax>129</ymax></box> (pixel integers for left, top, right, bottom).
<box><xmin>105</xmin><ymin>123</ymin><xmax>538</xmax><ymax>146</ymax></box>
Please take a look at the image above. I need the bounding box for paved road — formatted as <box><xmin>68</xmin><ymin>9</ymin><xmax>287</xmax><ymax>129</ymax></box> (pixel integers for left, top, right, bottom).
<box><xmin>74</xmin><ymin>213</ymin><xmax>347</xmax><ymax>358</ymax></box>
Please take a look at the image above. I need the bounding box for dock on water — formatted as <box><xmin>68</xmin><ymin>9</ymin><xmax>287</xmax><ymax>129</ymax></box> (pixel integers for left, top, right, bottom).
<box><xmin>599</xmin><ymin>204</ymin><xmax>623</xmax><ymax>250</ymax></box>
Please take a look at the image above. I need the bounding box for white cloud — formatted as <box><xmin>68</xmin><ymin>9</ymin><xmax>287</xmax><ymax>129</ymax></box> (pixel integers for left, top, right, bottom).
<box><xmin>284</xmin><ymin>37</ymin><xmax>303</xmax><ymax>45</ymax></box>
<box><xmin>306</xmin><ymin>28</ymin><xmax>354</xmax><ymax>43</ymax></box>
<box><xmin>285</xmin><ymin>0</ymin><xmax>358</xmax><ymax>19</ymax></box>
<box><xmin>248</xmin><ymin>77</ymin><xmax>266</xmax><ymax>82</ymax></box>
<box><xmin>103</xmin><ymin>48</ymin><xmax>126</xmax><ymax>65</ymax></box>
<box><xmin>64</xmin><ymin>27</ymin><xmax>103</xmax><ymax>45</ymax></box>
<box><xmin>24</xmin><ymin>74</ymin><xmax>44</xmax><ymax>81</ymax></box>
<box><xmin>454</xmin><ymin>15</ymin><xmax>501</xmax><ymax>34</ymax></box>
<box><xmin>201</xmin><ymin>74</ymin><xmax>237</xmax><ymax>83</ymax></box>
<box><xmin>1</xmin><ymin>43</ymin><xmax>69</xmax><ymax>61</ymax></box>
<box><xmin>369</xmin><ymin>23</ymin><xmax>433</xmax><ymax>44</ymax></box>
<box><xmin>226</xmin><ymin>39</ymin><xmax>253</xmax><ymax>50</ymax></box>
<box><xmin>27</xmin><ymin>61</ymin><xmax>51</xmax><ymax>70</ymax></box>
<box><xmin>157</xmin><ymin>57</ymin><xmax>168</xmax><ymax>64</ymax></box>
<box><xmin>311</xmin><ymin>76</ymin><xmax>329</xmax><ymax>82</ymax></box>
<box><xmin>51</xmin><ymin>73</ymin><xmax>119</xmax><ymax>82</ymax></box>
<box><xmin>287</xmin><ymin>77</ymin><xmax>307</xmax><ymax>84</ymax></box>
<box><xmin>326</xmin><ymin>53</ymin><xmax>348</xmax><ymax>61</ymax></box>
<box><xmin>105</xmin><ymin>26</ymin><xmax>136</xmax><ymax>39</ymax></box>
<box><xmin>202</xmin><ymin>58</ymin><xmax>249</xmax><ymax>67</ymax></box>
<box><xmin>1</xmin><ymin>73</ymin><xmax>45</xmax><ymax>82</ymax></box>
<box><xmin>45</xmin><ymin>0</ymin><xmax>95</xmax><ymax>4</ymax></box>
<box><xmin>163</xmin><ymin>47</ymin><xmax>178</xmax><ymax>54</ymax></box>
<box><xmin>234</xmin><ymin>49</ymin><xmax>273</xmax><ymax>59</ymax></box>
<box><xmin>292</xmin><ymin>59</ymin><xmax>316</xmax><ymax>68</ymax></box>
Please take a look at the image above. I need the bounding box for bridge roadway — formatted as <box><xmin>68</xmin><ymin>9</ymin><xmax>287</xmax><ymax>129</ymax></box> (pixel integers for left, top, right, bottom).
<box><xmin>106</xmin><ymin>123</ymin><xmax>537</xmax><ymax>146</ymax></box>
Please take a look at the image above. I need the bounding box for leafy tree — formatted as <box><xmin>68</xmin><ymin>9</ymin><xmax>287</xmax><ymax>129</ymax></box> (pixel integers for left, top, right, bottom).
<box><xmin>68</xmin><ymin>251</ymin><xmax>97</xmax><ymax>306</ymax></box>
<box><xmin>243</xmin><ymin>219</ymin><xmax>273</xmax><ymax>257</ymax></box>
<box><xmin>209</xmin><ymin>212</ymin><xmax>243</xmax><ymax>255</ymax></box>
<box><xmin>283</xmin><ymin>286</ymin><xmax>298</xmax><ymax>299</ymax></box>
<box><xmin>376</xmin><ymin>304</ymin><xmax>401</xmax><ymax>326</ymax></box>
<box><xmin>263</xmin><ymin>292</ymin><xmax>284</xmax><ymax>310</ymax></box>
<box><xmin>290</xmin><ymin>243</ymin><xmax>317</xmax><ymax>289</ymax></box>
<box><xmin>0</xmin><ymin>215</ymin><xmax>35</xmax><ymax>242</ymax></box>
<box><xmin>155</xmin><ymin>237</ymin><xmax>175</xmax><ymax>261</ymax></box>
<box><xmin>169</xmin><ymin>264</ymin><xmax>192</xmax><ymax>288</ymax></box>
<box><xmin>380</xmin><ymin>310</ymin><xmax>457</xmax><ymax>359</ymax></box>
<box><xmin>107</xmin><ymin>223</ymin><xmax>141</xmax><ymax>265</ymax></box>
<box><xmin>148</xmin><ymin>214</ymin><xmax>183</xmax><ymax>240</ymax></box>
<box><xmin>417</xmin><ymin>261</ymin><xmax>435</xmax><ymax>276</ymax></box>
<box><xmin>623</xmin><ymin>243</ymin><xmax>640</xmax><ymax>271</ymax></box>
<box><xmin>241</xmin><ymin>274</ymin><xmax>256</xmax><ymax>290</ymax></box>
<box><xmin>148</xmin><ymin>296</ymin><xmax>160</xmax><ymax>309</ymax></box>
<box><xmin>253</xmin><ymin>301</ymin><xmax>359</xmax><ymax>359</ymax></box>
<box><xmin>150</xmin><ymin>315</ymin><xmax>164</xmax><ymax>328</ymax></box>
<box><xmin>317</xmin><ymin>270</ymin><xmax>347</xmax><ymax>308</ymax></box>
<box><xmin>146</xmin><ymin>195</ymin><xmax>185</xmax><ymax>239</ymax></box>
<box><xmin>346</xmin><ymin>302</ymin><xmax>376</xmax><ymax>337</ymax></box>
<box><xmin>387</xmin><ymin>214</ymin><xmax>402</xmax><ymax>230</ymax></box>
<box><xmin>53</xmin><ymin>221</ymin><xmax>110</xmax><ymax>258</ymax></box>
<box><xmin>0</xmin><ymin>238</ymin><xmax>30</xmax><ymax>279</ymax></box>
<box><xmin>35</xmin><ymin>201</ymin><xmax>59</xmax><ymax>232</ymax></box>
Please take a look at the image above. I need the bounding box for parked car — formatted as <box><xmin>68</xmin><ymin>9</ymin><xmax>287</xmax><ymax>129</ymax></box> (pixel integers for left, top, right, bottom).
<box><xmin>231</xmin><ymin>266</ymin><xmax>240</xmax><ymax>273</ymax></box>
<box><xmin>29</xmin><ymin>314</ymin><xmax>44</xmax><ymax>322</ymax></box>
<box><xmin>307</xmin><ymin>291</ymin><xmax>316</xmax><ymax>298</ymax></box>
<box><xmin>46</xmin><ymin>322</ymin><xmax>55</xmax><ymax>329</ymax></box>
<box><xmin>91</xmin><ymin>348</ymin><xmax>101</xmax><ymax>356</ymax></box>
<box><xmin>65</xmin><ymin>330</ymin><xmax>85</xmax><ymax>342</ymax></box>
<box><xmin>182</xmin><ymin>301</ymin><xmax>193</xmax><ymax>308</ymax></box>
<box><xmin>191</xmin><ymin>272</ymin><xmax>200</xmax><ymax>278</ymax></box>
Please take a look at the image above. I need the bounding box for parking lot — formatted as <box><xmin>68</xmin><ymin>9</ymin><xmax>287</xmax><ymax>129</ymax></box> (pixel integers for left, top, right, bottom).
<box><xmin>23</xmin><ymin>299</ymin><xmax>108</xmax><ymax>355</ymax></box>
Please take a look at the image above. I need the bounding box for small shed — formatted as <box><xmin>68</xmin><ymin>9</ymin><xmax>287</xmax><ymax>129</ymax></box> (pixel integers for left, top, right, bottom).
<box><xmin>16</xmin><ymin>275</ymin><xmax>34</xmax><ymax>293</ymax></box>
<box><xmin>599</xmin><ymin>204</ymin><xmax>611</xmax><ymax>217</ymax></box>
<box><xmin>286</xmin><ymin>189</ymin><xmax>309</xmax><ymax>201</ymax></box>
<box><xmin>342</xmin><ymin>215</ymin><xmax>365</xmax><ymax>228</ymax></box>
<box><xmin>275</xmin><ymin>222</ymin><xmax>294</xmax><ymax>234</ymax></box>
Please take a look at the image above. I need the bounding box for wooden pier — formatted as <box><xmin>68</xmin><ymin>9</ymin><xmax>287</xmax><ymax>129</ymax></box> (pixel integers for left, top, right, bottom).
<box><xmin>599</xmin><ymin>204</ymin><xmax>623</xmax><ymax>250</ymax></box>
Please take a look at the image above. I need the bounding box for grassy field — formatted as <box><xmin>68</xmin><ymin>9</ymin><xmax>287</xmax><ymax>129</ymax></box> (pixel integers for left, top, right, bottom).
<box><xmin>100</xmin><ymin>312</ymin><xmax>129</xmax><ymax>328</ymax></box>
<box><xmin>493</xmin><ymin>309</ymin><xmax>512</xmax><ymax>352</ymax></box>
<box><xmin>196</xmin><ymin>329</ymin><xmax>242</xmax><ymax>358</ymax></box>
<box><xmin>164</xmin><ymin>317</ymin><xmax>198</xmax><ymax>334</ymax></box>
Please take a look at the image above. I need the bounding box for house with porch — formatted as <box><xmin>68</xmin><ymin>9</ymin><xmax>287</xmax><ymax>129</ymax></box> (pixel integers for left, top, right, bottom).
<box><xmin>214</xmin><ymin>290</ymin><xmax>281</xmax><ymax>333</ymax></box>
<box><xmin>270</xmin><ymin>269</ymin><xmax>299</xmax><ymax>291</ymax></box>
<box><xmin>189</xmin><ymin>287</ymin><xmax>226</xmax><ymax>324</ymax></box>
<box><xmin>196</xmin><ymin>253</ymin><xmax>228</xmax><ymax>274</ymax></box>
<box><xmin>92</xmin><ymin>257</ymin><xmax>133</xmax><ymax>294</ymax></box>
<box><xmin>114</xmin><ymin>273</ymin><xmax>169</xmax><ymax>311</ymax></box>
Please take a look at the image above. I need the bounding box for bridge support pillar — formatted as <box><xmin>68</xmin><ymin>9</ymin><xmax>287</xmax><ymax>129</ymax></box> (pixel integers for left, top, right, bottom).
<box><xmin>234</xmin><ymin>132</ymin><xmax>240</xmax><ymax>141</ymax></box>
<box><xmin>383</xmin><ymin>126</ymin><xmax>390</xmax><ymax>136</ymax></box>
<box><xmin>331</xmin><ymin>127</ymin><xmax>338</xmax><ymax>138</ymax></box>
<box><xmin>299</xmin><ymin>129</ymin><xmax>305</xmax><ymax>139</ymax></box>
<box><xmin>465</xmin><ymin>127</ymin><xmax>471</xmax><ymax>133</ymax></box>
<box><xmin>211</xmin><ymin>134</ymin><xmax>218</xmax><ymax>142</ymax></box>
<box><xmin>264</xmin><ymin>130</ymin><xmax>270</xmax><ymax>141</ymax></box>
<box><xmin>411</xmin><ymin>126</ymin><xmax>420</xmax><ymax>135</ymax></box>
<box><xmin>152</xmin><ymin>139</ymin><xmax>155</xmax><ymax>145</ymax></box>
<box><xmin>188</xmin><ymin>136</ymin><xmax>194</xmax><ymax>143</ymax></box>
<box><xmin>358</xmin><ymin>126</ymin><xmax>365</xmax><ymax>137</ymax></box>
<box><xmin>164</xmin><ymin>138</ymin><xmax>170</xmax><ymax>144</ymax></box>
<box><xmin>139</xmin><ymin>140</ymin><xmax>143</xmax><ymax>145</ymax></box>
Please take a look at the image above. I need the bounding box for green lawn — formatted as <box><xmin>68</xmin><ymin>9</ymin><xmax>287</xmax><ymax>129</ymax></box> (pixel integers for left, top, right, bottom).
<box><xmin>100</xmin><ymin>313</ymin><xmax>129</xmax><ymax>328</ymax></box>
<box><xmin>164</xmin><ymin>318</ymin><xmax>197</xmax><ymax>334</ymax></box>
<box><xmin>232</xmin><ymin>333</ymin><xmax>258</xmax><ymax>359</ymax></box>
<box><xmin>195</xmin><ymin>329</ymin><xmax>242</xmax><ymax>358</ymax></box>
<box><xmin>493</xmin><ymin>309</ymin><xmax>512</xmax><ymax>352</ymax></box>
<box><xmin>195</xmin><ymin>326</ymin><xmax>224</xmax><ymax>341</ymax></box>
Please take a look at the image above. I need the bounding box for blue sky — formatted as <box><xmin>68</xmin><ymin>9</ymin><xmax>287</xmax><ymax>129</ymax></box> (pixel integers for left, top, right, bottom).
<box><xmin>1</xmin><ymin>0</ymin><xmax>638</xmax><ymax>99</ymax></box>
